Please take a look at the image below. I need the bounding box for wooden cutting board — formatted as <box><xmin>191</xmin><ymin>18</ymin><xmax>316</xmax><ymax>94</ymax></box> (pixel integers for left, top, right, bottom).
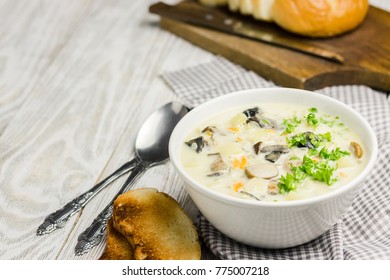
<box><xmin>157</xmin><ymin>2</ymin><xmax>390</xmax><ymax>91</ymax></box>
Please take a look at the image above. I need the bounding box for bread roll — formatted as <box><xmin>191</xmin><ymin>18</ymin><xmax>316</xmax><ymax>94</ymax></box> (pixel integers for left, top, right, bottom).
<box><xmin>228</xmin><ymin>0</ymin><xmax>240</xmax><ymax>12</ymax></box>
<box><xmin>198</xmin><ymin>0</ymin><xmax>369</xmax><ymax>37</ymax></box>
<box><xmin>199</xmin><ymin>0</ymin><xmax>227</xmax><ymax>6</ymax></box>
<box><xmin>99</xmin><ymin>219</ymin><xmax>134</xmax><ymax>260</ymax></box>
<box><xmin>200</xmin><ymin>0</ymin><xmax>274</xmax><ymax>21</ymax></box>
<box><xmin>110</xmin><ymin>188</ymin><xmax>201</xmax><ymax>260</ymax></box>
<box><xmin>239</xmin><ymin>0</ymin><xmax>253</xmax><ymax>15</ymax></box>
<box><xmin>272</xmin><ymin>0</ymin><xmax>369</xmax><ymax>37</ymax></box>
<box><xmin>252</xmin><ymin>0</ymin><xmax>274</xmax><ymax>21</ymax></box>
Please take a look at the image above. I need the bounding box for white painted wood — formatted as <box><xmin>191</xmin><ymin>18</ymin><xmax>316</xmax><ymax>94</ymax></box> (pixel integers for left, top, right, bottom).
<box><xmin>0</xmin><ymin>0</ymin><xmax>94</xmax><ymax>137</ymax></box>
<box><xmin>0</xmin><ymin>0</ymin><xmax>388</xmax><ymax>260</ymax></box>
<box><xmin>0</xmin><ymin>0</ymin><xmax>213</xmax><ymax>260</ymax></box>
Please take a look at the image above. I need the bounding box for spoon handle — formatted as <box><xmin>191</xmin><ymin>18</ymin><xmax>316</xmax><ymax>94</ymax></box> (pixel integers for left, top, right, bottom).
<box><xmin>36</xmin><ymin>158</ymin><xmax>139</xmax><ymax>235</ymax></box>
<box><xmin>74</xmin><ymin>159</ymin><xmax>148</xmax><ymax>256</ymax></box>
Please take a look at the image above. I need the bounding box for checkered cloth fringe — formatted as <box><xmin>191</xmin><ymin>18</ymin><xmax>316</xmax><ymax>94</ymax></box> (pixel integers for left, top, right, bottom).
<box><xmin>161</xmin><ymin>56</ymin><xmax>390</xmax><ymax>260</ymax></box>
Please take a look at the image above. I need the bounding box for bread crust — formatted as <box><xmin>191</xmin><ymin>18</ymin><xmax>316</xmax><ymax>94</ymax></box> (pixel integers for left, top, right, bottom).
<box><xmin>272</xmin><ymin>0</ymin><xmax>369</xmax><ymax>37</ymax></box>
<box><xmin>198</xmin><ymin>0</ymin><xmax>369</xmax><ymax>37</ymax></box>
<box><xmin>99</xmin><ymin>219</ymin><xmax>135</xmax><ymax>260</ymax></box>
<box><xmin>199</xmin><ymin>0</ymin><xmax>227</xmax><ymax>6</ymax></box>
<box><xmin>102</xmin><ymin>188</ymin><xmax>201</xmax><ymax>260</ymax></box>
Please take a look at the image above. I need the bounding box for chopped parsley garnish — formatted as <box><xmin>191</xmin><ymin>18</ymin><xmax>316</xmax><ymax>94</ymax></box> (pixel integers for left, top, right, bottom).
<box><xmin>262</xmin><ymin>118</ymin><xmax>270</xmax><ymax>125</ymax></box>
<box><xmin>287</xmin><ymin>133</ymin><xmax>308</xmax><ymax>147</ymax></box>
<box><xmin>278</xmin><ymin>173</ymin><xmax>300</xmax><ymax>194</ymax></box>
<box><xmin>289</xmin><ymin>155</ymin><xmax>300</xmax><ymax>160</ymax></box>
<box><xmin>278</xmin><ymin>154</ymin><xmax>339</xmax><ymax>194</ymax></box>
<box><xmin>305</xmin><ymin>108</ymin><xmax>319</xmax><ymax>127</ymax></box>
<box><xmin>276</xmin><ymin>108</ymin><xmax>347</xmax><ymax>194</ymax></box>
<box><xmin>310</xmin><ymin>132</ymin><xmax>331</xmax><ymax>148</ymax></box>
<box><xmin>320</xmin><ymin>117</ymin><xmax>336</xmax><ymax>127</ymax></box>
<box><xmin>311</xmin><ymin>147</ymin><xmax>350</xmax><ymax>161</ymax></box>
<box><xmin>291</xmin><ymin>165</ymin><xmax>307</xmax><ymax>181</ymax></box>
<box><xmin>278</xmin><ymin>167</ymin><xmax>306</xmax><ymax>194</ymax></box>
<box><xmin>282</xmin><ymin>116</ymin><xmax>301</xmax><ymax>134</ymax></box>
<box><xmin>306</xmin><ymin>112</ymin><xmax>319</xmax><ymax>127</ymax></box>
<box><xmin>299</xmin><ymin>156</ymin><xmax>336</xmax><ymax>186</ymax></box>
<box><xmin>320</xmin><ymin>115</ymin><xmax>344</xmax><ymax>127</ymax></box>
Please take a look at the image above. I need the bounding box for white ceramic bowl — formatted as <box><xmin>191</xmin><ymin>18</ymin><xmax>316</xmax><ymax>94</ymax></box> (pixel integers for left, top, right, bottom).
<box><xmin>169</xmin><ymin>88</ymin><xmax>378</xmax><ymax>249</ymax></box>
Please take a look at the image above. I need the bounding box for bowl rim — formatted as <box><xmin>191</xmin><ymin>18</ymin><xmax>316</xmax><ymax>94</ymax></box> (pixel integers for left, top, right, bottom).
<box><xmin>169</xmin><ymin>87</ymin><xmax>378</xmax><ymax>208</ymax></box>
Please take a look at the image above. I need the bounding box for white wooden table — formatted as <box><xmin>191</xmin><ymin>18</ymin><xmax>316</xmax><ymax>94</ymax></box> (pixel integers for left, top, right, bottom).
<box><xmin>0</xmin><ymin>0</ymin><xmax>388</xmax><ymax>260</ymax></box>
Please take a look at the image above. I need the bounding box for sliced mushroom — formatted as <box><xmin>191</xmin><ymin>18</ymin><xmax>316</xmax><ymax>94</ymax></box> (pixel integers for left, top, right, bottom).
<box><xmin>260</xmin><ymin>118</ymin><xmax>276</xmax><ymax>129</ymax></box>
<box><xmin>245</xmin><ymin>163</ymin><xmax>279</xmax><ymax>179</ymax></box>
<box><xmin>267</xmin><ymin>181</ymin><xmax>279</xmax><ymax>195</ymax></box>
<box><xmin>207</xmin><ymin>172</ymin><xmax>227</xmax><ymax>177</ymax></box>
<box><xmin>263</xmin><ymin>117</ymin><xmax>280</xmax><ymax>130</ymax></box>
<box><xmin>265</xmin><ymin>151</ymin><xmax>282</xmax><ymax>163</ymax></box>
<box><xmin>202</xmin><ymin>126</ymin><xmax>216</xmax><ymax>134</ymax></box>
<box><xmin>253</xmin><ymin>141</ymin><xmax>262</xmax><ymax>154</ymax></box>
<box><xmin>210</xmin><ymin>157</ymin><xmax>228</xmax><ymax>172</ymax></box>
<box><xmin>305</xmin><ymin>132</ymin><xmax>318</xmax><ymax>149</ymax></box>
<box><xmin>246</xmin><ymin>116</ymin><xmax>260</xmax><ymax>126</ymax></box>
<box><xmin>185</xmin><ymin>136</ymin><xmax>207</xmax><ymax>153</ymax></box>
<box><xmin>207</xmin><ymin>153</ymin><xmax>229</xmax><ymax>177</ymax></box>
<box><xmin>350</xmin><ymin>141</ymin><xmax>363</xmax><ymax>158</ymax></box>
<box><xmin>295</xmin><ymin>131</ymin><xmax>318</xmax><ymax>149</ymax></box>
<box><xmin>246</xmin><ymin>116</ymin><xmax>277</xmax><ymax>129</ymax></box>
<box><xmin>202</xmin><ymin>126</ymin><xmax>217</xmax><ymax>141</ymax></box>
<box><xmin>243</xmin><ymin>107</ymin><xmax>260</xmax><ymax>118</ymax></box>
<box><xmin>239</xmin><ymin>191</ymin><xmax>261</xmax><ymax>201</ymax></box>
<box><xmin>260</xmin><ymin>145</ymin><xmax>289</xmax><ymax>154</ymax></box>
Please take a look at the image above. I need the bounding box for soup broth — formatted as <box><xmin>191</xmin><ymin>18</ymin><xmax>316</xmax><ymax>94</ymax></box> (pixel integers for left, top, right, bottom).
<box><xmin>181</xmin><ymin>103</ymin><xmax>366</xmax><ymax>202</ymax></box>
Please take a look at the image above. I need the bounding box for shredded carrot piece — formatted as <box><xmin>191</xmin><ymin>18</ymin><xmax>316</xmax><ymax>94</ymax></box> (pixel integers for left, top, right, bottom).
<box><xmin>233</xmin><ymin>157</ymin><xmax>247</xmax><ymax>169</ymax></box>
<box><xmin>233</xmin><ymin>182</ymin><xmax>244</xmax><ymax>192</ymax></box>
<box><xmin>239</xmin><ymin>156</ymin><xmax>247</xmax><ymax>169</ymax></box>
<box><xmin>228</xmin><ymin>127</ymin><xmax>239</xmax><ymax>132</ymax></box>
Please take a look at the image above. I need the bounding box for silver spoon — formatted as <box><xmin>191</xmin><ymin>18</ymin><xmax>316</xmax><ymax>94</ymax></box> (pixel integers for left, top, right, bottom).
<box><xmin>37</xmin><ymin>160</ymin><xmax>137</xmax><ymax>235</ymax></box>
<box><xmin>73</xmin><ymin>101</ymin><xmax>188</xmax><ymax>255</ymax></box>
<box><xmin>36</xmin><ymin>102</ymin><xmax>188</xmax><ymax>244</ymax></box>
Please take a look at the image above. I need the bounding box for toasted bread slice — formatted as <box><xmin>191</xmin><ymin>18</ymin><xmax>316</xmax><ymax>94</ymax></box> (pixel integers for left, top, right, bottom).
<box><xmin>112</xmin><ymin>188</ymin><xmax>201</xmax><ymax>260</ymax></box>
<box><xmin>99</xmin><ymin>218</ymin><xmax>134</xmax><ymax>260</ymax></box>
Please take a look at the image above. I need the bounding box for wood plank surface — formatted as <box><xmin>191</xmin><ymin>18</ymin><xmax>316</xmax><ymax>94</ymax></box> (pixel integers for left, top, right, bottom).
<box><xmin>0</xmin><ymin>0</ymin><xmax>212</xmax><ymax>260</ymax></box>
<box><xmin>0</xmin><ymin>0</ymin><xmax>388</xmax><ymax>260</ymax></box>
<box><xmin>0</xmin><ymin>0</ymin><xmax>93</xmax><ymax>137</ymax></box>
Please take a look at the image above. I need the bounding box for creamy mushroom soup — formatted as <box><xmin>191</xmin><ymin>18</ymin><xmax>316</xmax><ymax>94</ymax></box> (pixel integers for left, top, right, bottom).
<box><xmin>181</xmin><ymin>103</ymin><xmax>367</xmax><ymax>202</ymax></box>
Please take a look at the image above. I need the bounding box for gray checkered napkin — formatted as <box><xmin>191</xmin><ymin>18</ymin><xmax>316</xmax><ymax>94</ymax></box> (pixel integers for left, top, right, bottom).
<box><xmin>162</xmin><ymin>56</ymin><xmax>390</xmax><ymax>260</ymax></box>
